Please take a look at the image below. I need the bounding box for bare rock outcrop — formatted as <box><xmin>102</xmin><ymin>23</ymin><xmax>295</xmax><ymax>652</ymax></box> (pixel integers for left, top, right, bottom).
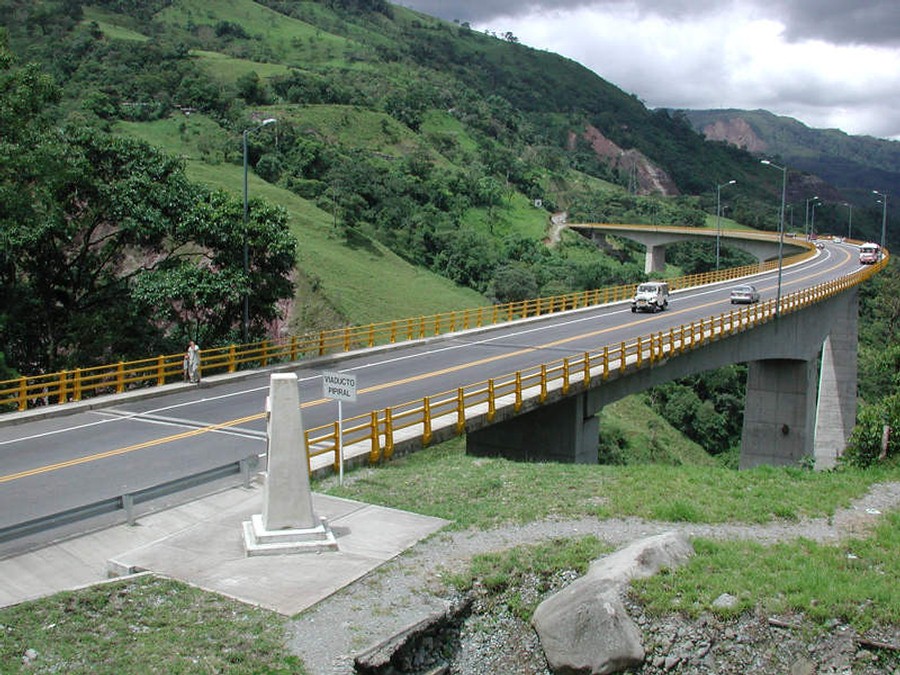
<box><xmin>569</xmin><ymin>126</ymin><xmax>680</xmax><ymax>196</ymax></box>
<box><xmin>532</xmin><ymin>532</ymin><xmax>694</xmax><ymax>674</ymax></box>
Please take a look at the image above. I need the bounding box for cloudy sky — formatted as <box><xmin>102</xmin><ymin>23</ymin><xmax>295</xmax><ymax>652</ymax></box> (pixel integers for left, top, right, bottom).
<box><xmin>398</xmin><ymin>1</ymin><xmax>900</xmax><ymax>141</ymax></box>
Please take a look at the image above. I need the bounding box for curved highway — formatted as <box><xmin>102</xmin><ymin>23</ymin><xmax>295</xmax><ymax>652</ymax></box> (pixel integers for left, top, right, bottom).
<box><xmin>0</xmin><ymin>240</ymin><xmax>866</xmax><ymax>540</ymax></box>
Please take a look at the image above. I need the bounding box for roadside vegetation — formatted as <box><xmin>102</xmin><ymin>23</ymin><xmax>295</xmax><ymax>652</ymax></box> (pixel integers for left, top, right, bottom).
<box><xmin>2</xmin><ymin>435</ymin><xmax>897</xmax><ymax>672</ymax></box>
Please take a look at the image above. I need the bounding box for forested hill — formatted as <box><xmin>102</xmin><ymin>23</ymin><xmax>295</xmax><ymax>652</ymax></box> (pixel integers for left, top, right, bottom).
<box><xmin>0</xmin><ymin>0</ymin><xmax>892</xmax><ymax>379</ymax></box>
<box><xmin>681</xmin><ymin>108</ymin><xmax>900</xmax><ymax>200</ymax></box>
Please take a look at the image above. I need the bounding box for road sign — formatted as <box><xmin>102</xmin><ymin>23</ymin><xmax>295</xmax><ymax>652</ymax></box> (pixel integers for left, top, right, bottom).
<box><xmin>322</xmin><ymin>371</ymin><xmax>357</xmax><ymax>402</ymax></box>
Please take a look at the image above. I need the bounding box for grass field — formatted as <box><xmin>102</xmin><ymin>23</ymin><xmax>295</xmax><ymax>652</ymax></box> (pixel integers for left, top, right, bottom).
<box><xmin>2</xmin><ymin>433</ymin><xmax>896</xmax><ymax>672</ymax></box>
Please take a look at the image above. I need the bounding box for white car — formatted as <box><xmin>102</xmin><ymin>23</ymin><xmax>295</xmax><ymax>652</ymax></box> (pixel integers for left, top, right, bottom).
<box><xmin>730</xmin><ymin>284</ymin><xmax>760</xmax><ymax>304</ymax></box>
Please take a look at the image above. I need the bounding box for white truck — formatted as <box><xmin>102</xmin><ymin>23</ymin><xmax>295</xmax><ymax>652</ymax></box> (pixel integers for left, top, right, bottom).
<box><xmin>631</xmin><ymin>281</ymin><xmax>669</xmax><ymax>313</ymax></box>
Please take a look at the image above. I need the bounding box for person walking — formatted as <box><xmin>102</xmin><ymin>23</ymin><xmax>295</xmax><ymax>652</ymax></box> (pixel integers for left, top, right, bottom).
<box><xmin>186</xmin><ymin>340</ymin><xmax>201</xmax><ymax>384</ymax></box>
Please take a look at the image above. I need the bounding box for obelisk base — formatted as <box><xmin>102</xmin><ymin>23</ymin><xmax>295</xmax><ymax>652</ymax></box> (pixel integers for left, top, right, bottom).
<box><xmin>242</xmin><ymin>514</ymin><xmax>338</xmax><ymax>557</ymax></box>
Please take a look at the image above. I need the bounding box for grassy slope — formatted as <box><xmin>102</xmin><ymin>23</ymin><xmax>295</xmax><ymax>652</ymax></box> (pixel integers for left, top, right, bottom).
<box><xmin>118</xmin><ymin>116</ymin><xmax>486</xmax><ymax>325</ymax></box>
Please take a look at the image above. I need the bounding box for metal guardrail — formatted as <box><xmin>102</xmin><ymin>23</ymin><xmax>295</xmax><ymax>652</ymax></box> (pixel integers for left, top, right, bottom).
<box><xmin>302</xmin><ymin>253</ymin><xmax>888</xmax><ymax>473</ymax></box>
<box><xmin>0</xmin><ymin>454</ymin><xmax>260</xmax><ymax>544</ymax></box>
<box><xmin>0</xmin><ymin>236</ymin><xmax>816</xmax><ymax>414</ymax></box>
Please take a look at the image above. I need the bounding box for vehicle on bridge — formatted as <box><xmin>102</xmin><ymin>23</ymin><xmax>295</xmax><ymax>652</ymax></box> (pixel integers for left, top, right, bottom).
<box><xmin>859</xmin><ymin>242</ymin><xmax>881</xmax><ymax>264</ymax></box>
<box><xmin>631</xmin><ymin>281</ymin><xmax>669</xmax><ymax>313</ymax></box>
<box><xmin>730</xmin><ymin>284</ymin><xmax>760</xmax><ymax>304</ymax></box>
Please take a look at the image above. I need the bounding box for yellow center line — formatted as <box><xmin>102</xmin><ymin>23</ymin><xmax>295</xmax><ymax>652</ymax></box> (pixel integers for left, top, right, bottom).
<box><xmin>0</xmin><ymin>413</ymin><xmax>261</xmax><ymax>484</ymax></box>
<box><xmin>2</xmin><ymin>250</ymin><xmax>853</xmax><ymax>484</ymax></box>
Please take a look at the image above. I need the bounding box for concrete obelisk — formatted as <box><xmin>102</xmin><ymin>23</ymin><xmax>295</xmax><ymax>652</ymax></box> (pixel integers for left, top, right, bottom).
<box><xmin>242</xmin><ymin>373</ymin><xmax>337</xmax><ymax>555</ymax></box>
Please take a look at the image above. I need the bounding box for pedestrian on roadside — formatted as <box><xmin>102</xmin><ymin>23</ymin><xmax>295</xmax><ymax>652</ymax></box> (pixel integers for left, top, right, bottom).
<box><xmin>186</xmin><ymin>340</ymin><xmax>201</xmax><ymax>384</ymax></box>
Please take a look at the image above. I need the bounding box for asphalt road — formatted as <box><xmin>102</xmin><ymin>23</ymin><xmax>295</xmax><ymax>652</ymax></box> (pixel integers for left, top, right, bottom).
<box><xmin>0</xmin><ymin>241</ymin><xmax>864</xmax><ymax>540</ymax></box>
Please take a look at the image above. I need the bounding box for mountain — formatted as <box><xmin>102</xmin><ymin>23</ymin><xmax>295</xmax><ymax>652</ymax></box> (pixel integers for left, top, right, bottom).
<box><xmin>681</xmin><ymin>108</ymin><xmax>900</xmax><ymax>203</ymax></box>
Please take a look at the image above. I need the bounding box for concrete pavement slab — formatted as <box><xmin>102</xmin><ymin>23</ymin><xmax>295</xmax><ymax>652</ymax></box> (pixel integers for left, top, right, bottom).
<box><xmin>0</xmin><ymin>483</ymin><xmax>448</xmax><ymax>616</ymax></box>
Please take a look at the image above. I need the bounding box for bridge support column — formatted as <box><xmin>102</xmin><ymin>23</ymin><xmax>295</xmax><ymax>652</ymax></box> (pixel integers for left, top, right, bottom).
<box><xmin>645</xmin><ymin>245</ymin><xmax>666</xmax><ymax>274</ymax></box>
<box><xmin>814</xmin><ymin>289</ymin><xmax>858</xmax><ymax>469</ymax></box>
<box><xmin>740</xmin><ymin>359</ymin><xmax>817</xmax><ymax>468</ymax></box>
<box><xmin>466</xmin><ymin>394</ymin><xmax>598</xmax><ymax>464</ymax></box>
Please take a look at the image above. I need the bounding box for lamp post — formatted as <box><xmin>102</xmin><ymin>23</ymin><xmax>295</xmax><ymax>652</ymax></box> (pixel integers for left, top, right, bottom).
<box><xmin>761</xmin><ymin>160</ymin><xmax>787</xmax><ymax>318</ymax></box>
<box><xmin>242</xmin><ymin>117</ymin><xmax>277</xmax><ymax>344</ymax></box>
<box><xmin>873</xmin><ymin>190</ymin><xmax>888</xmax><ymax>251</ymax></box>
<box><xmin>844</xmin><ymin>203</ymin><xmax>852</xmax><ymax>240</ymax></box>
<box><xmin>804</xmin><ymin>196</ymin><xmax>818</xmax><ymax>239</ymax></box>
<box><xmin>715</xmin><ymin>179</ymin><xmax>736</xmax><ymax>271</ymax></box>
<box><xmin>810</xmin><ymin>201</ymin><xmax>821</xmax><ymax>239</ymax></box>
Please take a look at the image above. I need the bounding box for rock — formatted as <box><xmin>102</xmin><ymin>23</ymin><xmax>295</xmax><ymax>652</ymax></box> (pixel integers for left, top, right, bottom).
<box><xmin>712</xmin><ymin>593</ymin><xmax>738</xmax><ymax>609</ymax></box>
<box><xmin>532</xmin><ymin>532</ymin><xmax>694</xmax><ymax>674</ymax></box>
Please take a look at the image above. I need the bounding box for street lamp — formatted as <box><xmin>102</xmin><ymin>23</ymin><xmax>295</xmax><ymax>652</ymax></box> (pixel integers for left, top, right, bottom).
<box><xmin>804</xmin><ymin>196</ymin><xmax>819</xmax><ymax>239</ymax></box>
<box><xmin>872</xmin><ymin>190</ymin><xmax>888</xmax><ymax>251</ymax></box>
<box><xmin>715</xmin><ymin>179</ymin><xmax>736</xmax><ymax>271</ymax></box>
<box><xmin>810</xmin><ymin>201</ymin><xmax>821</xmax><ymax>239</ymax></box>
<box><xmin>761</xmin><ymin>160</ymin><xmax>787</xmax><ymax>318</ymax></box>
<box><xmin>242</xmin><ymin>117</ymin><xmax>277</xmax><ymax>344</ymax></box>
<box><xmin>843</xmin><ymin>203</ymin><xmax>852</xmax><ymax>240</ymax></box>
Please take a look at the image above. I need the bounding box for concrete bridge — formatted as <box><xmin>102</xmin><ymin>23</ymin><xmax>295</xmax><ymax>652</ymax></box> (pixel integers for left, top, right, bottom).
<box><xmin>465</xmin><ymin>284</ymin><xmax>857</xmax><ymax>471</ymax></box>
<box><xmin>569</xmin><ymin>223</ymin><xmax>809</xmax><ymax>273</ymax></box>
<box><xmin>451</xmin><ymin>228</ymin><xmax>864</xmax><ymax>472</ymax></box>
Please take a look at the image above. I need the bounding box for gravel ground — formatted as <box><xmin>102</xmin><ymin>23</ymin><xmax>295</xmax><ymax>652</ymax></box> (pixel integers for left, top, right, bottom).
<box><xmin>286</xmin><ymin>482</ymin><xmax>900</xmax><ymax>674</ymax></box>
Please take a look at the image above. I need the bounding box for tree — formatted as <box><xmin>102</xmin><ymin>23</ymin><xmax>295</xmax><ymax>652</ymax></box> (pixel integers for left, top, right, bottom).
<box><xmin>0</xmin><ymin>45</ymin><xmax>295</xmax><ymax>371</ymax></box>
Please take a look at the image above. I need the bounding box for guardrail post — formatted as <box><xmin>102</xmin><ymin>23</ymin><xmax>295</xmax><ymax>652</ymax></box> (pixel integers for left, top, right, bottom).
<box><xmin>390</xmin><ymin>321</ymin><xmax>397</xmax><ymax>344</ymax></box>
<box><xmin>540</xmin><ymin>365</ymin><xmax>547</xmax><ymax>403</ymax></box>
<box><xmin>383</xmin><ymin>408</ymin><xmax>394</xmax><ymax>459</ymax></box>
<box><xmin>456</xmin><ymin>388</ymin><xmax>466</xmax><ymax>434</ymax></box>
<box><xmin>514</xmin><ymin>373</ymin><xmax>522</xmax><ymax>411</ymax></box>
<box><xmin>583</xmin><ymin>352</ymin><xmax>591</xmax><ymax>388</ymax></box>
<box><xmin>332</xmin><ymin>421</ymin><xmax>341</xmax><ymax>471</ymax></box>
<box><xmin>562</xmin><ymin>359</ymin><xmax>570</xmax><ymax>394</ymax></box>
<box><xmin>367</xmin><ymin>325</ymin><xmax>375</xmax><ymax>349</ymax></box>
<box><xmin>116</xmin><ymin>362</ymin><xmax>125</xmax><ymax>393</ymax></box>
<box><xmin>369</xmin><ymin>411</ymin><xmax>381</xmax><ymax>463</ymax></box>
<box><xmin>122</xmin><ymin>493</ymin><xmax>135</xmax><ymax>526</ymax></box>
<box><xmin>487</xmin><ymin>379</ymin><xmax>496</xmax><ymax>421</ymax></box>
<box><xmin>318</xmin><ymin>331</ymin><xmax>326</xmax><ymax>356</ymax></box>
<box><xmin>602</xmin><ymin>346</ymin><xmax>609</xmax><ymax>380</ymax></box>
<box><xmin>228</xmin><ymin>344</ymin><xmax>237</xmax><ymax>372</ymax></box>
<box><xmin>18</xmin><ymin>377</ymin><xmax>27</xmax><ymax>411</ymax></box>
<box><xmin>342</xmin><ymin>329</ymin><xmax>350</xmax><ymax>353</ymax></box>
<box><xmin>156</xmin><ymin>355</ymin><xmax>165</xmax><ymax>386</ymax></box>
<box><xmin>58</xmin><ymin>370</ymin><xmax>67</xmax><ymax>404</ymax></box>
<box><xmin>291</xmin><ymin>335</ymin><xmax>299</xmax><ymax>361</ymax></box>
<box><xmin>74</xmin><ymin>368</ymin><xmax>83</xmax><ymax>402</ymax></box>
<box><xmin>418</xmin><ymin>316</ymin><xmax>425</xmax><ymax>339</ymax></box>
<box><xmin>239</xmin><ymin>456</ymin><xmax>253</xmax><ymax>488</ymax></box>
<box><xmin>620</xmin><ymin>341</ymin><xmax>626</xmax><ymax>372</ymax></box>
<box><xmin>422</xmin><ymin>398</ymin><xmax>432</xmax><ymax>446</ymax></box>
<box><xmin>636</xmin><ymin>338</ymin><xmax>643</xmax><ymax>368</ymax></box>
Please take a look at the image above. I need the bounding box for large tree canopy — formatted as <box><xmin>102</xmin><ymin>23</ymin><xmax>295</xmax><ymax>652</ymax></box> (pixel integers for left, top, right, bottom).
<box><xmin>0</xmin><ymin>40</ymin><xmax>295</xmax><ymax>374</ymax></box>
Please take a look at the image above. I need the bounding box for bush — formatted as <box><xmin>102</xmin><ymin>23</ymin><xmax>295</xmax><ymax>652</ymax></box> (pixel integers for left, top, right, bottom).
<box><xmin>843</xmin><ymin>394</ymin><xmax>900</xmax><ymax>468</ymax></box>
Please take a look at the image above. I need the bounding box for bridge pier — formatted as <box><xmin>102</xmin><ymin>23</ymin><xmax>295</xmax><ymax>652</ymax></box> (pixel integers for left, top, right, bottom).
<box><xmin>813</xmin><ymin>290</ymin><xmax>859</xmax><ymax>469</ymax></box>
<box><xmin>645</xmin><ymin>245</ymin><xmax>666</xmax><ymax>274</ymax></box>
<box><xmin>467</xmin><ymin>394</ymin><xmax>598</xmax><ymax>464</ymax></box>
<box><xmin>740</xmin><ymin>359</ymin><xmax>818</xmax><ymax>468</ymax></box>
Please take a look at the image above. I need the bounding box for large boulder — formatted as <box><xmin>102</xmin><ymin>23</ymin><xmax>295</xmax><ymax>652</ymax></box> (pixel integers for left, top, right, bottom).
<box><xmin>532</xmin><ymin>532</ymin><xmax>694</xmax><ymax>674</ymax></box>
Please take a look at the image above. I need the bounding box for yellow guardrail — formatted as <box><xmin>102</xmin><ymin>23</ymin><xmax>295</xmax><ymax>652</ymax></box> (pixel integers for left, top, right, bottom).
<box><xmin>301</xmin><ymin>252</ymin><xmax>888</xmax><ymax>473</ymax></box>
<box><xmin>0</xmin><ymin>236</ymin><xmax>820</xmax><ymax>414</ymax></box>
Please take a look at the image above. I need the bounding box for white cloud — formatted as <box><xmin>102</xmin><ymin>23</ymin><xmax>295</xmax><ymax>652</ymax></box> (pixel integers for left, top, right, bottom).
<box><xmin>401</xmin><ymin>1</ymin><xmax>900</xmax><ymax>140</ymax></box>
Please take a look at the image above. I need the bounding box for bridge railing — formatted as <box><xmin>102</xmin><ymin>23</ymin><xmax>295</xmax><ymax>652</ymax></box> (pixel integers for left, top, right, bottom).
<box><xmin>0</xmin><ymin>242</ymin><xmax>822</xmax><ymax>414</ymax></box>
<box><xmin>302</xmin><ymin>254</ymin><xmax>887</xmax><ymax>476</ymax></box>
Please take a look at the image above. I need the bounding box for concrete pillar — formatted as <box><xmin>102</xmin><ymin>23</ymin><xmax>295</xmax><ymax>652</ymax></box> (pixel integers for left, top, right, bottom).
<box><xmin>644</xmin><ymin>245</ymin><xmax>666</xmax><ymax>274</ymax></box>
<box><xmin>814</xmin><ymin>290</ymin><xmax>859</xmax><ymax>469</ymax></box>
<box><xmin>467</xmin><ymin>394</ymin><xmax>598</xmax><ymax>464</ymax></box>
<box><xmin>740</xmin><ymin>359</ymin><xmax>818</xmax><ymax>469</ymax></box>
<box><xmin>243</xmin><ymin>373</ymin><xmax>337</xmax><ymax>555</ymax></box>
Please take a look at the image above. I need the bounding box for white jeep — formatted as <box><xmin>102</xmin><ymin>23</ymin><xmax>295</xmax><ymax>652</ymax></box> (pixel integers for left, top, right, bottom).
<box><xmin>631</xmin><ymin>281</ymin><xmax>669</xmax><ymax>313</ymax></box>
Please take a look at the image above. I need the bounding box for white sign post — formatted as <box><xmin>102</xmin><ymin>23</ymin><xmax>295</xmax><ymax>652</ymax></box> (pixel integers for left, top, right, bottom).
<box><xmin>322</xmin><ymin>371</ymin><xmax>357</xmax><ymax>485</ymax></box>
